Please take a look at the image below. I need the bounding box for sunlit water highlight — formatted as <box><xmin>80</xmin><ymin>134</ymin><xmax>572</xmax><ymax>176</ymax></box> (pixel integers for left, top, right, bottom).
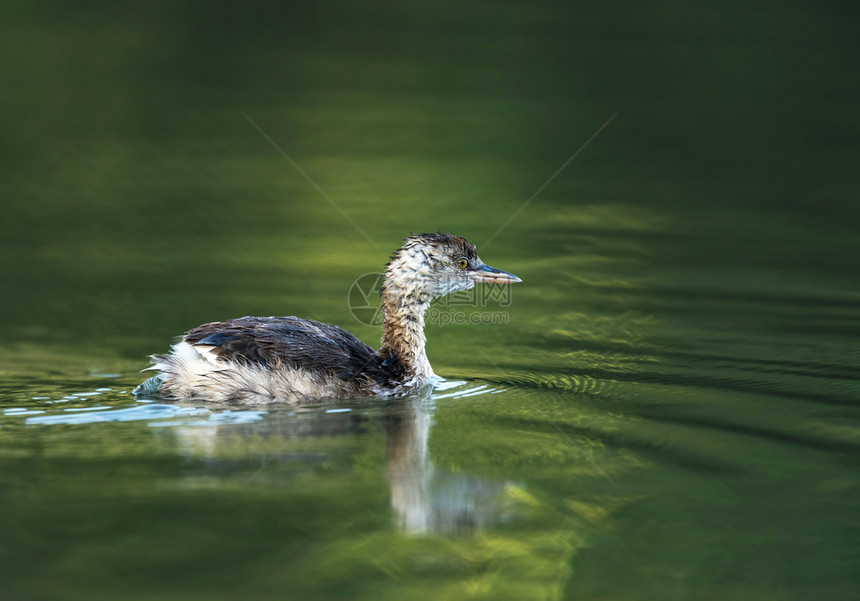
<box><xmin>1</xmin><ymin>1</ymin><xmax>858</xmax><ymax>599</ymax></box>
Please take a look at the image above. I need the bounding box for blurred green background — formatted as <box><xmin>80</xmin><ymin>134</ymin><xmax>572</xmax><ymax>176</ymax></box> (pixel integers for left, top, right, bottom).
<box><xmin>2</xmin><ymin>0</ymin><xmax>856</xmax><ymax>362</ymax></box>
<box><xmin>1</xmin><ymin>1</ymin><xmax>858</xmax><ymax>600</ymax></box>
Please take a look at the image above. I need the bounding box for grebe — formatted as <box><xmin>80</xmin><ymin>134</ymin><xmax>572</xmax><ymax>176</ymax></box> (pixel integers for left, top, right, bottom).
<box><xmin>135</xmin><ymin>233</ymin><xmax>521</xmax><ymax>404</ymax></box>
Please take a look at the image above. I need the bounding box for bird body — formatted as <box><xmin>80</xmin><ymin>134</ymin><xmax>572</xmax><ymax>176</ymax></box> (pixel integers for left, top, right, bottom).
<box><xmin>136</xmin><ymin>233</ymin><xmax>520</xmax><ymax>403</ymax></box>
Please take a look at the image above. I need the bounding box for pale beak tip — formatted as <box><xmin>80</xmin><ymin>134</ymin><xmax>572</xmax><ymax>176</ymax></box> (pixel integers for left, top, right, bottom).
<box><xmin>471</xmin><ymin>264</ymin><xmax>522</xmax><ymax>284</ymax></box>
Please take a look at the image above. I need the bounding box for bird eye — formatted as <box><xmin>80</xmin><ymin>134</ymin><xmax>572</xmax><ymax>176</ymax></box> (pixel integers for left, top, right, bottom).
<box><xmin>456</xmin><ymin>257</ymin><xmax>469</xmax><ymax>269</ymax></box>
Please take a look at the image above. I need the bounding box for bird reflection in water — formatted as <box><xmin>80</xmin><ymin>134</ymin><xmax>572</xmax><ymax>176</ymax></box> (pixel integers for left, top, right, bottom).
<box><xmin>383</xmin><ymin>394</ymin><xmax>513</xmax><ymax>534</ymax></box>
<box><xmin>164</xmin><ymin>385</ymin><xmax>517</xmax><ymax>535</ymax></box>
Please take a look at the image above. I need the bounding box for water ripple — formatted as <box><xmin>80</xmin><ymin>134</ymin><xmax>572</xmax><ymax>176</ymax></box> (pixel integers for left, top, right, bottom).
<box><xmin>25</xmin><ymin>404</ymin><xmax>209</xmax><ymax>425</ymax></box>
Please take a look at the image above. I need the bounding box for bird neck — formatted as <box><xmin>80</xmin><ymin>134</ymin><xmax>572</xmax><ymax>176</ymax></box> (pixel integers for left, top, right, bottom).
<box><xmin>379</xmin><ymin>288</ymin><xmax>433</xmax><ymax>380</ymax></box>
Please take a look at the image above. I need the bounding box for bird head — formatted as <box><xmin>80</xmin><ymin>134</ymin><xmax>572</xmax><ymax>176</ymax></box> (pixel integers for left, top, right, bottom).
<box><xmin>382</xmin><ymin>233</ymin><xmax>521</xmax><ymax>302</ymax></box>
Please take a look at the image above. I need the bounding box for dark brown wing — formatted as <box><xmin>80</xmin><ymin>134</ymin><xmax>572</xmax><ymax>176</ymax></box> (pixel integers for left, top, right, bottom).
<box><xmin>183</xmin><ymin>316</ymin><xmax>379</xmax><ymax>381</ymax></box>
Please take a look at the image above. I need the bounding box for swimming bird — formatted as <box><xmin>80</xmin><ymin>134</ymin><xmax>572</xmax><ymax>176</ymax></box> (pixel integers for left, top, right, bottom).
<box><xmin>135</xmin><ymin>233</ymin><xmax>521</xmax><ymax>404</ymax></box>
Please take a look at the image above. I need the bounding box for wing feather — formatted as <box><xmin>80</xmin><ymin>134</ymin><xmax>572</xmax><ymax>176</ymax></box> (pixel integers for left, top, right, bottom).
<box><xmin>182</xmin><ymin>316</ymin><xmax>378</xmax><ymax>382</ymax></box>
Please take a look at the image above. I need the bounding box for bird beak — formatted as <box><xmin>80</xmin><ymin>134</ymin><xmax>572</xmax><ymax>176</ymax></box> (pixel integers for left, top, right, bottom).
<box><xmin>471</xmin><ymin>263</ymin><xmax>522</xmax><ymax>284</ymax></box>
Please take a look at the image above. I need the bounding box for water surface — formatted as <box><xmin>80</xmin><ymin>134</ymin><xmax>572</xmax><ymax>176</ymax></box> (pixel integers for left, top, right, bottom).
<box><xmin>1</xmin><ymin>1</ymin><xmax>858</xmax><ymax>600</ymax></box>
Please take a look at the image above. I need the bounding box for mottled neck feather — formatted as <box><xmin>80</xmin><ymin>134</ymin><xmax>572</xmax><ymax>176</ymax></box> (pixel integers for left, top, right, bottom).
<box><xmin>379</xmin><ymin>288</ymin><xmax>432</xmax><ymax>380</ymax></box>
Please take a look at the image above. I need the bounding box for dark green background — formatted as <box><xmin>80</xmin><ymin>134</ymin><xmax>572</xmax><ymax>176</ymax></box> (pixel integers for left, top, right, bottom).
<box><xmin>1</xmin><ymin>1</ymin><xmax>858</xmax><ymax>600</ymax></box>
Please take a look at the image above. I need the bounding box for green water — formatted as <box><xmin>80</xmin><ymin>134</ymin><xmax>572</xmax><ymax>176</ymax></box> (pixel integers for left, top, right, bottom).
<box><xmin>1</xmin><ymin>2</ymin><xmax>858</xmax><ymax>599</ymax></box>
